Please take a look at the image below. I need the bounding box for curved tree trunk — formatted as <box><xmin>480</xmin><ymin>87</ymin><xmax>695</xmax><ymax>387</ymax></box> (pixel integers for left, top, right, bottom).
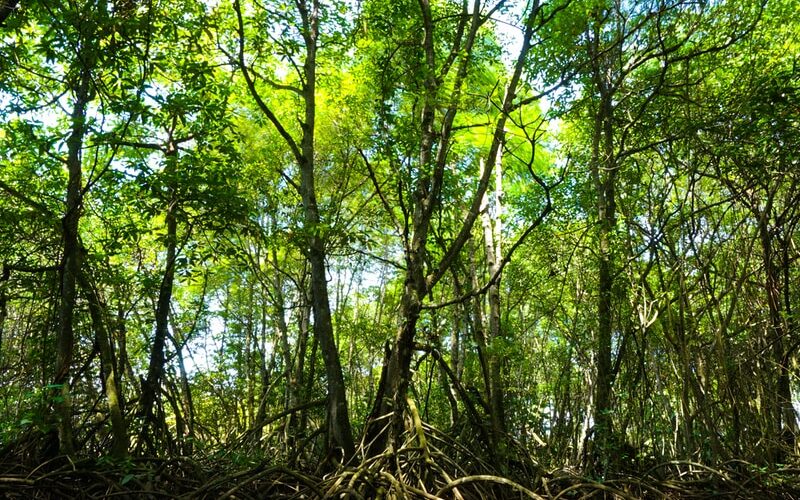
<box><xmin>138</xmin><ymin>147</ymin><xmax>179</xmax><ymax>453</ymax></box>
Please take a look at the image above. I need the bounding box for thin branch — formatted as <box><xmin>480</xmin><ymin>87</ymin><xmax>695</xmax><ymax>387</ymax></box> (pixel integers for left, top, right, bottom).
<box><xmin>428</xmin><ymin>0</ymin><xmax>540</xmax><ymax>291</ymax></box>
<box><xmin>233</xmin><ymin>0</ymin><xmax>303</xmax><ymax>164</ymax></box>
<box><xmin>346</xmin><ymin>246</ymin><xmax>406</xmax><ymax>271</ymax></box>
<box><xmin>422</xmin><ymin>185</ymin><xmax>554</xmax><ymax>310</ymax></box>
<box><xmin>0</xmin><ymin>177</ymin><xmax>56</xmax><ymax>218</ymax></box>
<box><xmin>359</xmin><ymin>148</ymin><xmax>403</xmax><ymax>237</ymax></box>
<box><xmin>248</xmin><ymin>66</ymin><xmax>303</xmax><ymax>96</ymax></box>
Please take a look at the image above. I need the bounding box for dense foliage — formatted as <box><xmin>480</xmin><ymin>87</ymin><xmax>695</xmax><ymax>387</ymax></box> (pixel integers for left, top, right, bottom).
<box><xmin>1</xmin><ymin>0</ymin><xmax>799</xmax><ymax>496</ymax></box>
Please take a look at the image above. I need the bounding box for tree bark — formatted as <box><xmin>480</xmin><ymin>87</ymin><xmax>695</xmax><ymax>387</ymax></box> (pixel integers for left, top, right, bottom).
<box><xmin>297</xmin><ymin>0</ymin><xmax>355</xmax><ymax>459</ymax></box>
<box><xmin>78</xmin><ymin>272</ymin><xmax>129</xmax><ymax>459</ymax></box>
<box><xmin>139</xmin><ymin>146</ymin><xmax>179</xmax><ymax>452</ymax></box>
<box><xmin>54</xmin><ymin>66</ymin><xmax>92</xmax><ymax>456</ymax></box>
<box><xmin>0</xmin><ymin>265</ymin><xmax>9</xmax><ymax>360</ymax></box>
<box><xmin>234</xmin><ymin>0</ymin><xmax>355</xmax><ymax>458</ymax></box>
<box><xmin>480</xmin><ymin>150</ymin><xmax>507</xmax><ymax>449</ymax></box>
<box><xmin>364</xmin><ymin>0</ymin><xmax>539</xmax><ymax>456</ymax></box>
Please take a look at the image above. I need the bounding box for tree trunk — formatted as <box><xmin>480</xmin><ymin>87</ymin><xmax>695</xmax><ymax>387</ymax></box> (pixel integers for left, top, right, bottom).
<box><xmin>245</xmin><ymin>280</ymin><xmax>255</xmax><ymax>429</ymax></box>
<box><xmin>365</xmin><ymin>280</ymin><xmax>425</xmax><ymax>455</ymax></box>
<box><xmin>363</xmin><ymin>0</ymin><xmax>538</xmax><ymax>457</ymax></box>
<box><xmin>236</xmin><ymin>0</ymin><xmax>356</xmax><ymax>458</ymax></box>
<box><xmin>296</xmin><ymin>0</ymin><xmax>355</xmax><ymax>459</ymax></box>
<box><xmin>780</xmin><ymin>233</ymin><xmax>799</xmax><ymax>450</ymax></box>
<box><xmin>469</xmin><ymin>242</ymin><xmax>492</xmax><ymax>412</ymax></box>
<box><xmin>139</xmin><ymin>147</ymin><xmax>179</xmax><ymax>452</ymax></box>
<box><xmin>588</xmin><ymin>49</ymin><xmax>617</xmax><ymax>470</ymax></box>
<box><xmin>480</xmin><ymin>150</ymin><xmax>507</xmax><ymax>449</ymax></box>
<box><xmin>54</xmin><ymin>67</ymin><xmax>92</xmax><ymax>456</ymax></box>
<box><xmin>0</xmin><ymin>265</ymin><xmax>9</xmax><ymax>361</ymax></box>
<box><xmin>170</xmin><ymin>332</ymin><xmax>195</xmax><ymax>454</ymax></box>
<box><xmin>79</xmin><ymin>272</ymin><xmax>129</xmax><ymax>459</ymax></box>
<box><xmin>756</xmin><ymin>200</ymin><xmax>797</xmax><ymax>457</ymax></box>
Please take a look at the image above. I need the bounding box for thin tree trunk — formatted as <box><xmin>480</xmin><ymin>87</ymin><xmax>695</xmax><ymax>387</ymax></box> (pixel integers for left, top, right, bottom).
<box><xmin>139</xmin><ymin>147</ymin><xmax>179</xmax><ymax>452</ymax></box>
<box><xmin>79</xmin><ymin>272</ymin><xmax>129</xmax><ymax>459</ymax></box>
<box><xmin>591</xmin><ymin>103</ymin><xmax>617</xmax><ymax>470</ymax></box>
<box><xmin>170</xmin><ymin>334</ymin><xmax>195</xmax><ymax>454</ymax></box>
<box><xmin>301</xmin><ymin>96</ymin><xmax>356</xmax><ymax>460</ymax></box>
<box><xmin>297</xmin><ymin>0</ymin><xmax>355</xmax><ymax>459</ymax></box>
<box><xmin>469</xmin><ymin>242</ymin><xmax>492</xmax><ymax>410</ymax></box>
<box><xmin>586</xmin><ymin>18</ymin><xmax>617</xmax><ymax>468</ymax></box>
<box><xmin>364</xmin><ymin>0</ymin><xmax>538</xmax><ymax>456</ymax></box>
<box><xmin>117</xmin><ymin>305</ymin><xmax>136</xmax><ymax>410</ymax></box>
<box><xmin>0</xmin><ymin>265</ymin><xmax>8</xmax><ymax>361</ymax></box>
<box><xmin>235</xmin><ymin>0</ymin><xmax>355</xmax><ymax>458</ymax></box>
<box><xmin>54</xmin><ymin>67</ymin><xmax>92</xmax><ymax>456</ymax></box>
<box><xmin>252</xmin><ymin>296</ymin><xmax>270</xmax><ymax>443</ymax></box>
<box><xmin>271</xmin><ymin>248</ymin><xmax>292</xmax><ymax>406</ymax></box>
<box><xmin>245</xmin><ymin>280</ymin><xmax>255</xmax><ymax>429</ymax></box>
<box><xmin>302</xmin><ymin>305</ymin><xmax>319</xmax><ymax>444</ymax></box>
<box><xmin>445</xmin><ymin>268</ymin><xmax>468</xmax><ymax>426</ymax></box>
<box><xmin>780</xmin><ymin>234</ymin><xmax>799</xmax><ymax>448</ymax></box>
<box><xmin>756</xmin><ymin>200</ymin><xmax>797</xmax><ymax>457</ymax></box>
<box><xmin>480</xmin><ymin>150</ymin><xmax>507</xmax><ymax>449</ymax></box>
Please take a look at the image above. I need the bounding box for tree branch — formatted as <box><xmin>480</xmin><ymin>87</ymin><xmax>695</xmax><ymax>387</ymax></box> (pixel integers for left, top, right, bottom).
<box><xmin>233</xmin><ymin>0</ymin><xmax>303</xmax><ymax>164</ymax></box>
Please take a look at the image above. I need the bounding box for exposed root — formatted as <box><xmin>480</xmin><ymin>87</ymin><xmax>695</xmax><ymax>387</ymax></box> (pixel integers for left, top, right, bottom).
<box><xmin>2</xmin><ymin>427</ymin><xmax>800</xmax><ymax>498</ymax></box>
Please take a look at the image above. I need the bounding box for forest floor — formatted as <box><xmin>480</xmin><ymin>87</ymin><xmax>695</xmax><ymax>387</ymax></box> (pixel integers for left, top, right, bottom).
<box><xmin>2</xmin><ymin>428</ymin><xmax>800</xmax><ymax>499</ymax></box>
<box><xmin>2</xmin><ymin>455</ymin><xmax>800</xmax><ymax>499</ymax></box>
